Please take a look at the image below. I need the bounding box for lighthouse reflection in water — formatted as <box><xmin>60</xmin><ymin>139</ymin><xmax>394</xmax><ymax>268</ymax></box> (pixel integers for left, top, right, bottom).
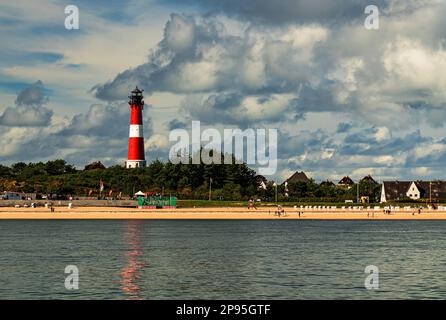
<box><xmin>121</xmin><ymin>221</ymin><xmax>146</xmax><ymax>299</ymax></box>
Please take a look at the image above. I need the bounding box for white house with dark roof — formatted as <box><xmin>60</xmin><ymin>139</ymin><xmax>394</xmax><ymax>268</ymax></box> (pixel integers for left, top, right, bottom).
<box><xmin>380</xmin><ymin>180</ymin><xmax>446</xmax><ymax>203</ymax></box>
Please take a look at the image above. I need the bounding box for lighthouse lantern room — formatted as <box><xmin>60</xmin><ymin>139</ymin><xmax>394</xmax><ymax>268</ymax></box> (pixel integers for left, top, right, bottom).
<box><xmin>126</xmin><ymin>87</ymin><xmax>146</xmax><ymax>169</ymax></box>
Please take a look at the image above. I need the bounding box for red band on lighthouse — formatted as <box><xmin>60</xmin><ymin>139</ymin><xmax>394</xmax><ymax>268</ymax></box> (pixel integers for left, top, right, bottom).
<box><xmin>126</xmin><ymin>87</ymin><xmax>146</xmax><ymax>168</ymax></box>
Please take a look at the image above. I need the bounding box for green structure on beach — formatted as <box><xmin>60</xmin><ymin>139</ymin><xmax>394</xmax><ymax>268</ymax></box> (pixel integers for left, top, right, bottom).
<box><xmin>138</xmin><ymin>196</ymin><xmax>177</xmax><ymax>209</ymax></box>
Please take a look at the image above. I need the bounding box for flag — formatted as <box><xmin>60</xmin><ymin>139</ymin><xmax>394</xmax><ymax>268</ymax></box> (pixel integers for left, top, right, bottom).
<box><xmin>100</xmin><ymin>179</ymin><xmax>104</xmax><ymax>192</ymax></box>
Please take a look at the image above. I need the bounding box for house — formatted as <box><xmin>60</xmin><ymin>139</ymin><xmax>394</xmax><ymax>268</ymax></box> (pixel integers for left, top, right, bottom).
<box><xmin>84</xmin><ymin>161</ymin><xmax>106</xmax><ymax>170</ymax></box>
<box><xmin>338</xmin><ymin>176</ymin><xmax>355</xmax><ymax>188</ymax></box>
<box><xmin>255</xmin><ymin>175</ymin><xmax>268</xmax><ymax>190</ymax></box>
<box><xmin>360</xmin><ymin>175</ymin><xmax>377</xmax><ymax>184</ymax></box>
<box><xmin>380</xmin><ymin>181</ymin><xmax>446</xmax><ymax>203</ymax></box>
<box><xmin>284</xmin><ymin>171</ymin><xmax>310</xmax><ymax>184</ymax></box>
<box><xmin>320</xmin><ymin>180</ymin><xmax>335</xmax><ymax>187</ymax></box>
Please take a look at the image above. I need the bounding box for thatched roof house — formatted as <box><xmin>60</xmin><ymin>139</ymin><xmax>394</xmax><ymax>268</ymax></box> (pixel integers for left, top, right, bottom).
<box><xmin>338</xmin><ymin>176</ymin><xmax>355</xmax><ymax>188</ymax></box>
<box><xmin>284</xmin><ymin>171</ymin><xmax>310</xmax><ymax>184</ymax></box>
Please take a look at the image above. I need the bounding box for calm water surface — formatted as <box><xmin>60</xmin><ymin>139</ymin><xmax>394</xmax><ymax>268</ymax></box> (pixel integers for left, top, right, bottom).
<box><xmin>0</xmin><ymin>220</ymin><xmax>445</xmax><ymax>299</ymax></box>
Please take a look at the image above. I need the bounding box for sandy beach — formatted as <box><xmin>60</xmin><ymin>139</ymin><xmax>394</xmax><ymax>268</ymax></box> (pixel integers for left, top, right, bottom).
<box><xmin>1</xmin><ymin>206</ymin><xmax>445</xmax><ymax>220</ymax></box>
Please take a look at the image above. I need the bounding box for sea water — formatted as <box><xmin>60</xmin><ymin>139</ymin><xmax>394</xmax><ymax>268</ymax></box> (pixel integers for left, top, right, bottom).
<box><xmin>0</xmin><ymin>220</ymin><xmax>445</xmax><ymax>299</ymax></box>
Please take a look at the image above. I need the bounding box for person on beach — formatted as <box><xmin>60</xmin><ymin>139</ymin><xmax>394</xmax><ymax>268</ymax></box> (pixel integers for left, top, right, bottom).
<box><xmin>248</xmin><ymin>199</ymin><xmax>257</xmax><ymax>210</ymax></box>
<box><xmin>276</xmin><ymin>205</ymin><xmax>285</xmax><ymax>217</ymax></box>
<box><xmin>276</xmin><ymin>205</ymin><xmax>282</xmax><ymax>217</ymax></box>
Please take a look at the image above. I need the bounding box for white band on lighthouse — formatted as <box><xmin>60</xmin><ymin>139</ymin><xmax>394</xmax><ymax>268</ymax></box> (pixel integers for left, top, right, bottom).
<box><xmin>129</xmin><ymin>124</ymin><xmax>143</xmax><ymax>138</ymax></box>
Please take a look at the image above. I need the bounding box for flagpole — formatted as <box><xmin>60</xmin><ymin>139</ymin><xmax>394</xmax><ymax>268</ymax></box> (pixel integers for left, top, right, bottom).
<box><xmin>99</xmin><ymin>179</ymin><xmax>104</xmax><ymax>200</ymax></box>
<box><xmin>273</xmin><ymin>182</ymin><xmax>277</xmax><ymax>203</ymax></box>
<box><xmin>209</xmin><ymin>177</ymin><xmax>212</xmax><ymax>201</ymax></box>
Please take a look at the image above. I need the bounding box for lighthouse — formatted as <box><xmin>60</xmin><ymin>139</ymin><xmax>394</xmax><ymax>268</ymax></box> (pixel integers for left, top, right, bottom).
<box><xmin>126</xmin><ymin>87</ymin><xmax>146</xmax><ymax>168</ymax></box>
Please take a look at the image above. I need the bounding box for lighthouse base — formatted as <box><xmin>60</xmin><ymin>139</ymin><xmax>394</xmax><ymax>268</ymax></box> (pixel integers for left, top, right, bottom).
<box><xmin>126</xmin><ymin>160</ymin><xmax>146</xmax><ymax>169</ymax></box>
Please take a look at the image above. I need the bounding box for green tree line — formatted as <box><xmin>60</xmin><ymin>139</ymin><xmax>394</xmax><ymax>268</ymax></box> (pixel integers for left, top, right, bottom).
<box><xmin>0</xmin><ymin>157</ymin><xmax>381</xmax><ymax>202</ymax></box>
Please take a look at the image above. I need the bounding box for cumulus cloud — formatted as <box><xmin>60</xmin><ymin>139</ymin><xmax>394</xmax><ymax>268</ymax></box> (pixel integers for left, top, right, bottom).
<box><xmin>86</xmin><ymin>1</ymin><xmax>446</xmax><ymax>180</ymax></box>
<box><xmin>0</xmin><ymin>98</ymin><xmax>154</xmax><ymax>167</ymax></box>
<box><xmin>0</xmin><ymin>105</ymin><xmax>53</xmax><ymax>127</ymax></box>
<box><xmin>58</xmin><ymin>102</ymin><xmax>153</xmax><ymax>165</ymax></box>
<box><xmin>167</xmin><ymin>118</ymin><xmax>187</xmax><ymax>130</ymax></box>
<box><xmin>93</xmin><ymin>14</ymin><xmax>328</xmax><ymax>100</ymax></box>
<box><xmin>62</xmin><ymin>103</ymin><xmax>134</xmax><ymax>138</ymax></box>
<box><xmin>93</xmin><ymin>2</ymin><xmax>446</xmax><ymax>130</ymax></box>
<box><xmin>162</xmin><ymin>0</ymin><xmax>390</xmax><ymax>25</ymax></box>
<box><xmin>15</xmin><ymin>80</ymin><xmax>48</xmax><ymax>106</ymax></box>
<box><xmin>3</xmin><ymin>0</ymin><xmax>446</xmax><ymax>181</ymax></box>
<box><xmin>0</xmin><ymin>80</ymin><xmax>53</xmax><ymax>127</ymax></box>
<box><xmin>279</xmin><ymin>126</ymin><xmax>446</xmax><ymax>181</ymax></box>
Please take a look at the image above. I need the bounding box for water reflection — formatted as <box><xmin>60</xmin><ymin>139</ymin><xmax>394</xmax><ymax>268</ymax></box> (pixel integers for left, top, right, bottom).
<box><xmin>120</xmin><ymin>220</ymin><xmax>146</xmax><ymax>299</ymax></box>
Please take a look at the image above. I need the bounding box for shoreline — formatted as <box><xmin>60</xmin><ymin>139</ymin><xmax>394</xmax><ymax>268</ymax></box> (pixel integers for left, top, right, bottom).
<box><xmin>1</xmin><ymin>206</ymin><xmax>445</xmax><ymax>220</ymax></box>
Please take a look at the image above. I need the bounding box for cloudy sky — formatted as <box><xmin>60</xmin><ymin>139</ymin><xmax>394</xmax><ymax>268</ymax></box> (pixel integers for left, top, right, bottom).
<box><xmin>1</xmin><ymin>0</ymin><xmax>445</xmax><ymax>182</ymax></box>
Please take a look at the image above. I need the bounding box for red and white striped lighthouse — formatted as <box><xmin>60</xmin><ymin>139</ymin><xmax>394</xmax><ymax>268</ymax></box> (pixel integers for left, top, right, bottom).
<box><xmin>126</xmin><ymin>87</ymin><xmax>146</xmax><ymax>168</ymax></box>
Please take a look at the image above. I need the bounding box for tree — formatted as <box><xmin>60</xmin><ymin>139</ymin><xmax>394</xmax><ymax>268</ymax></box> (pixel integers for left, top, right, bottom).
<box><xmin>84</xmin><ymin>161</ymin><xmax>106</xmax><ymax>171</ymax></box>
